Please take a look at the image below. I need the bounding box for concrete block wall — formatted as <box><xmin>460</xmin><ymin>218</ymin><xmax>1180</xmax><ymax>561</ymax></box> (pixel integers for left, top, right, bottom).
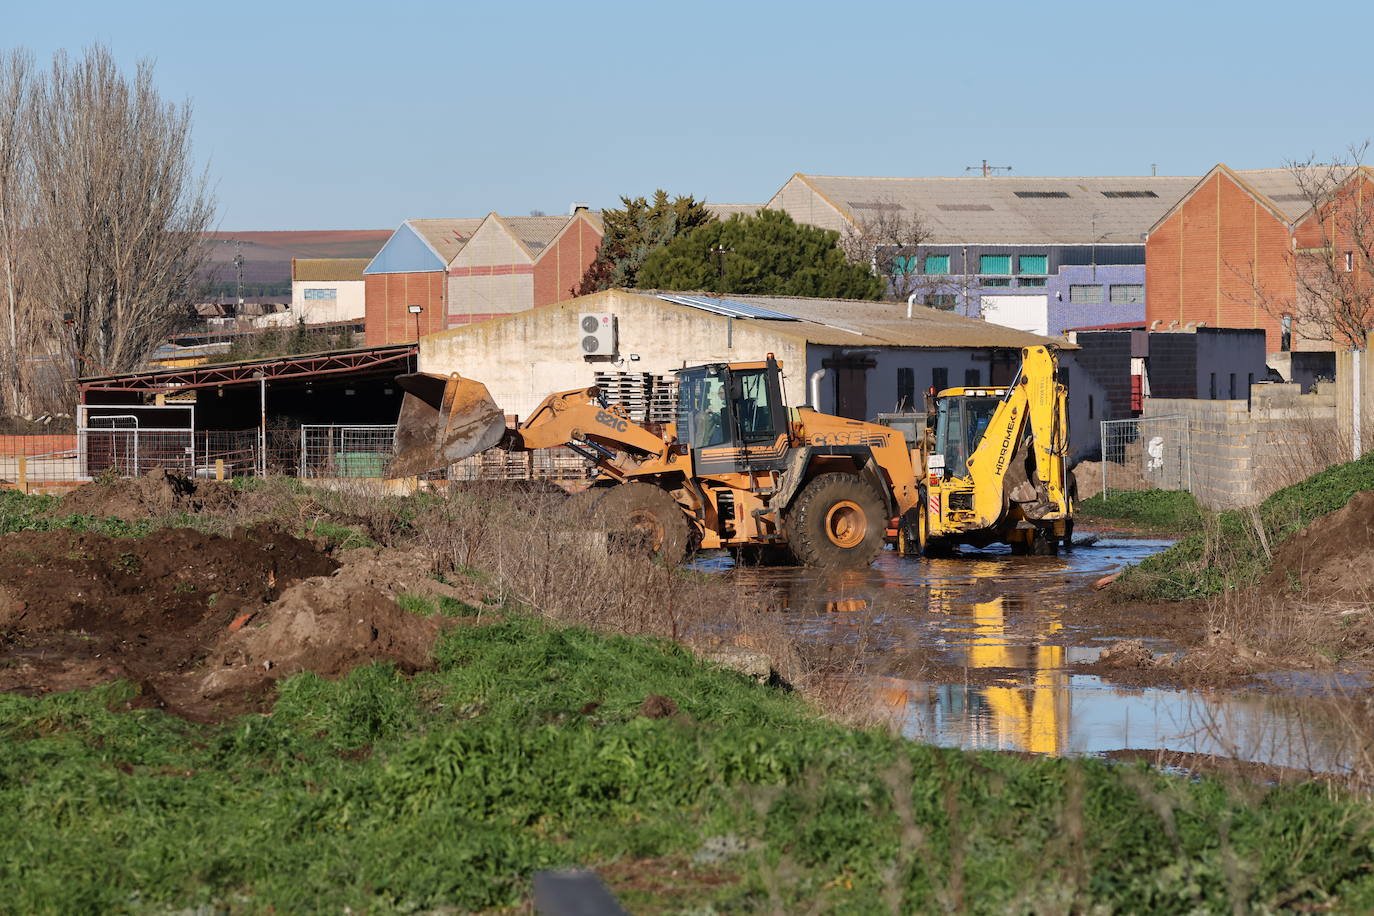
<box><xmin>1144</xmin><ymin>387</ymin><xmax>1337</xmax><ymax>510</ymax></box>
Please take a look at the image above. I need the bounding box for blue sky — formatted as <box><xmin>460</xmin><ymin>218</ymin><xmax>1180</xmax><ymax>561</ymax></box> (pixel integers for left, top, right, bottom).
<box><xmin>9</xmin><ymin>0</ymin><xmax>1370</xmax><ymax>231</ymax></box>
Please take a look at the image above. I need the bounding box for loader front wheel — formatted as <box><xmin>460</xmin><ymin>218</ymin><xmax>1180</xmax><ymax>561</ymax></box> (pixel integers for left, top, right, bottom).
<box><xmin>784</xmin><ymin>474</ymin><xmax>887</xmax><ymax>568</ymax></box>
<box><xmin>592</xmin><ymin>482</ymin><xmax>695</xmax><ymax>566</ymax></box>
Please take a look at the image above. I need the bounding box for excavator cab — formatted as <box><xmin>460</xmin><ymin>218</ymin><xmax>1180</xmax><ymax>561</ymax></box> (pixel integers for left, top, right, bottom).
<box><xmin>675</xmin><ymin>358</ymin><xmax>788</xmax><ymax>473</ymax></box>
<box><xmin>931</xmin><ymin>387</ymin><xmax>1007</xmax><ymax>480</ymax></box>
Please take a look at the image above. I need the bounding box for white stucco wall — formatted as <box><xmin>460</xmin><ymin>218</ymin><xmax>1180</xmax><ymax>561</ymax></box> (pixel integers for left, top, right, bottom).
<box><xmin>419</xmin><ymin>290</ymin><xmax>810</xmax><ymax>420</ymax></box>
<box><xmin>261</xmin><ymin>280</ymin><xmax>365</xmax><ymax>327</ymax></box>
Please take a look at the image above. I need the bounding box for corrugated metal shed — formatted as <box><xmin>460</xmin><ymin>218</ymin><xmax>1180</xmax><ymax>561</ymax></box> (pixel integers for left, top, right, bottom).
<box><xmin>292</xmin><ymin>258</ymin><xmax>370</xmax><ymax>282</ymax></box>
<box><xmin>499</xmin><ymin>215</ymin><xmax>579</xmax><ymax>256</ymax></box>
<box><xmin>773</xmin><ymin>174</ymin><xmax>1201</xmax><ymax>244</ymax></box>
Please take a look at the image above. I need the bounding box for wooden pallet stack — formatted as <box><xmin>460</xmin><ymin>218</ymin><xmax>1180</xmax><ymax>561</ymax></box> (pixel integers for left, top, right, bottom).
<box><xmin>594</xmin><ymin>371</ymin><xmax>678</xmax><ymax>425</ymax></box>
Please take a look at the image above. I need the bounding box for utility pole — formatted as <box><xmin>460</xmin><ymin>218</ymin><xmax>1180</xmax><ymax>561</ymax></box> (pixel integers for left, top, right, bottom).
<box><xmin>710</xmin><ymin>245</ymin><xmax>732</xmax><ymax>291</ymax></box>
<box><xmin>964</xmin><ymin>159</ymin><xmax>1013</xmax><ymax>177</ymax></box>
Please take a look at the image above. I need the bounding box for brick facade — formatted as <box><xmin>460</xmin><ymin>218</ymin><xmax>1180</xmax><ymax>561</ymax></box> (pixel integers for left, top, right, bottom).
<box><xmin>364</xmin><ymin>271</ymin><xmax>446</xmax><ymax>346</ymax></box>
<box><xmin>532</xmin><ymin>216</ymin><xmax>601</xmax><ymax>307</ymax></box>
<box><xmin>1147</xmin><ymin>170</ymin><xmax>1298</xmax><ymax>352</ymax></box>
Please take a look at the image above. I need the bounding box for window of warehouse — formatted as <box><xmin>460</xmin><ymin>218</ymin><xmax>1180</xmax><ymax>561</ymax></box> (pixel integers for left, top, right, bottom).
<box><xmin>979</xmin><ymin>254</ymin><xmax>1011</xmax><ymax>275</ymax></box>
<box><xmin>1109</xmin><ymin>284</ymin><xmax>1144</xmax><ymax>304</ymax></box>
<box><xmin>1017</xmin><ymin>254</ymin><xmax>1048</xmax><ymax>275</ymax></box>
<box><xmin>1069</xmin><ymin>284</ymin><xmax>1104</xmax><ymax>304</ymax></box>
<box><xmin>303</xmin><ymin>288</ymin><xmax>337</xmax><ymax>300</ymax></box>
<box><xmin>923</xmin><ymin>255</ymin><xmax>950</xmax><ymax>275</ymax></box>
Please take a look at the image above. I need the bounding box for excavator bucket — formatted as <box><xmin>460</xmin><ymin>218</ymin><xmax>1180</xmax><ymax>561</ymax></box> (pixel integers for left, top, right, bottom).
<box><xmin>386</xmin><ymin>372</ymin><xmax>508</xmax><ymax>478</ymax></box>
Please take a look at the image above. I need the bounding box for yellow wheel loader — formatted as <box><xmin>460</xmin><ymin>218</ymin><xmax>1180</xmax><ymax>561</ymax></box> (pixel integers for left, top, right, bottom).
<box><xmin>896</xmin><ymin>345</ymin><xmax>1074</xmax><ymax>557</ymax></box>
<box><xmin>388</xmin><ymin>356</ymin><xmax>921</xmax><ymax>568</ymax></box>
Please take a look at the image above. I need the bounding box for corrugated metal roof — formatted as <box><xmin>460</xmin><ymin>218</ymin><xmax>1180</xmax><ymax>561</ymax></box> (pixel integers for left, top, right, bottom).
<box><xmin>781</xmin><ymin>174</ymin><xmax>1201</xmax><ymax>244</ymax></box>
<box><xmin>706</xmin><ymin>203</ymin><xmax>763</xmax><ymax>219</ymax></box>
<box><xmin>408</xmin><ymin>218</ymin><xmax>486</xmax><ymax>262</ymax></box>
<box><xmin>500</xmin><ymin>215</ymin><xmax>578</xmax><ymax>255</ymax></box>
<box><xmin>637</xmin><ymin>290</ymin><xmax>1072</xmax><ymax>350</ymax></box>
<box><xmin>291</xmin><ymin>258</ymin><xmax>370</xmax><ymax>282</ymax></box>
<box><xmin>1230</xmin><ymin>167</ymin><xmax>1337</xmax><ymax>221</ymax></box>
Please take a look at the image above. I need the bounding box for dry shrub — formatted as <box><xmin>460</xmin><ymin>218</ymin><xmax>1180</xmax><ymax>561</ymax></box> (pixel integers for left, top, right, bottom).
<box><xmin>409</xmin><ymin>483</ymin><xmax>811</xmax><ymax>684</ymax></box>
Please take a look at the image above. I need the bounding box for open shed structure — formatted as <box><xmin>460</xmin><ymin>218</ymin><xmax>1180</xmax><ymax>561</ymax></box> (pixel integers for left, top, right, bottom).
<box><xmin>56</xmin><ymin>344</ymin><xmax>418</xmax><ymax>484</ymax></box>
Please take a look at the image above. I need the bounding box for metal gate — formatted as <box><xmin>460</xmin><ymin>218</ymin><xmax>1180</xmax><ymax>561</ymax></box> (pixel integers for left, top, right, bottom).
<box><xmin>299</xmin><ymin>425</ymin><xmax>396</xmax><ymax>478</ymax></box>
<box><xmin>1098</xmin><ymin>415</ymin><xmax>1191</xmax><ymax>499</ymax></box>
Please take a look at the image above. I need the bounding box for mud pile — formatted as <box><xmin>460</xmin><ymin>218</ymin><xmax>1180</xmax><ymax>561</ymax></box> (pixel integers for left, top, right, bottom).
<box><xmin>0</xmin><ymin>526</ymin><xmax>467</xmax><ymax>719</ymax></box>
<box><xmin>53</xmin><ymin>468</ymin><xmax>237</xmax><ymax>520</ymax></box>
<box><xmin>1263</xmin><ymin>490</ymin><xmax>1374</xmax><ymax>602</ymax></box>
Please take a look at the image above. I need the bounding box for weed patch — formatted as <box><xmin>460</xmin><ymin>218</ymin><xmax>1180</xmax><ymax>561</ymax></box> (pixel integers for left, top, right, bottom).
<box><xmin>1117</xmin><ymin>452</ymin><xmax>1374</xmax><ymax>600</ymax></box>
<box><xmin>3</xmin><ymin>618</ymin><xmax>1374</xmax><ymax>912</ymax></box>
<box><xmin>1077</xmin><ymin>489</ymin><xmax>1202</xmax><ymax>532</ymax></box>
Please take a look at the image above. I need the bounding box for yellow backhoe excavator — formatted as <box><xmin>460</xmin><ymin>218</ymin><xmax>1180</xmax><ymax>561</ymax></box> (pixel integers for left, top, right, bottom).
<box><xmin>389</xmin><ymin>356</ymin><xmax>919</xmax><ymax>567</ymax></box>
<box><xmin>897</xmin><ymin>345</ymin><xmax>1074</xmax><ymax>557</ymax></box>
<box><xmin>387</xmin><ymin>346</ymin><xmax>1073</xmax><ymax>566</ymax></box>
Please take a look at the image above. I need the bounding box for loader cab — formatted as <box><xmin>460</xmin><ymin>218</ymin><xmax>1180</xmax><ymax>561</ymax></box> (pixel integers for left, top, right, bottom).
<box><xmin>676</xmin><ymin>358</ymin><xmax>788</xmax><ymax>472</ymax></box>
<box><xmin>931</xmin><ymin>387</ymin><xmax>1005</xmax><ymax>479</ymax></box>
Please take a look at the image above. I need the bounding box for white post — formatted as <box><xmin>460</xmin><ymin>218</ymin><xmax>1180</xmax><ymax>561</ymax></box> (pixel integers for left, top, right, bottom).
<box><xmin>1355</xmin><ymin>348</ymin><xmax>1363</xmax><ymax>460</ymax></box>
<box><xmin>259</xmin><ymin>374</ymin><xmax>267</xmax><ymax>477</ymax></box>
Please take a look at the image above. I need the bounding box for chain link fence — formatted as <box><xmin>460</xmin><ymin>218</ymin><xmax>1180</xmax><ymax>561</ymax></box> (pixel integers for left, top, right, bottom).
<box><xmin>1097</xmin><ymin>415</ymin><xmax>1191</xmax><ymax>499</ymax></box>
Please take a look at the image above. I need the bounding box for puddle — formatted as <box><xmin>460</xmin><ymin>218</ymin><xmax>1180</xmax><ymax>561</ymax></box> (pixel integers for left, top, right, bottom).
<box><xmin>693</xmin><ymin>532</ymin><xmax>1360</xmax><ymax>773</ymax></box>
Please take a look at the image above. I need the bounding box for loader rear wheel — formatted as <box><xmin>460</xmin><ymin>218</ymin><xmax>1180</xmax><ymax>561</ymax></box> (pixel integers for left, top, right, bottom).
<box><xmin>592</xmin><ymin>482</ymin><xmax>694</xmax><ymax>566</ymax></box>
<box><xmin>784</xmin><ymin>473</ymin><xmax>886</xmax><ymax>568</ymax></box>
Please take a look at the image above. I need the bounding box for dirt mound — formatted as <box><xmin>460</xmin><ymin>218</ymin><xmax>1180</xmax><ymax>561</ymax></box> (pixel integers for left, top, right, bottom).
<box><xmin>0</xmin><ymin>528</ymin><xmax>472</xmax><ymax>719</ymax></box>
<box><xmin>0</xmin><ymin>525</ymin><xmax>338</xmax><ymax>717</ymax></box>
<box><xmin>52</xmin><ymin>468</ymin><xmax>237</xmax><ymax>520</ymax></box>
<box><xmin>1264</xmin><ymin>490</ymin><xmax>1374</xmax><ymax>602</ymax></box>
<box><xmin>198</xmin><ymin>569</ymin><xmax>441</xmax><ymax>699</ymax></box>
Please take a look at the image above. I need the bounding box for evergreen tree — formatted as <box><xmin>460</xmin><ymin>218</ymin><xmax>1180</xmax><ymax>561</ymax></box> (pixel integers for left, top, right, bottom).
<box><xmin>636</xmin><ymin>210</ymin><xmax>885</xmax><ymax>300</ymax></box>
<box><xmin>573</xmin><ymin>190</ymin><xmax>716</xmax><ymax>295</ymax></box>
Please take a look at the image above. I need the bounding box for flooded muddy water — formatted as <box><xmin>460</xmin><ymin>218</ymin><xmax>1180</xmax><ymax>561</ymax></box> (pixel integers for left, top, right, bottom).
<box><xmin>694</xmin><ymin>533</ymin><xmax>1356</xmax><ymax>773</ymax></box>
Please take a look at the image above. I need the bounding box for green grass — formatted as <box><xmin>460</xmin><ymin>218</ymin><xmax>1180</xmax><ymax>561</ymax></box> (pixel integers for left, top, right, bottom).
<box><xmin>0</xmin><ymin>489</ymin><xmax>156</xmax><ymax>538</ymax></box>
<box><xmin>3</xmin><ymin>616</ymin><xmax>1374</xmax><ymax>913</ymax></box>
<box><xmin>1077</xmin><ymin>489</ymin><xmax>1203</xmax><ymax>532</ymax></box>
<box><xmin>1118</xmin><ymin>451</ymin><xmax>1374</xmax><ymax>600</ymax></box>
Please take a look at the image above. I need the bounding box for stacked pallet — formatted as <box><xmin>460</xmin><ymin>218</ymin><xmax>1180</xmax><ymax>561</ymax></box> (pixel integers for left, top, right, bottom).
<box><xmin>594</xmin><ymin>371</ymin><xmax>678</xmax><ymax>425</ymax></box>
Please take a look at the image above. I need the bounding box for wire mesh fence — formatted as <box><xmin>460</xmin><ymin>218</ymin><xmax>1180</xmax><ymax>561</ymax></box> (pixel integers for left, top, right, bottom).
<box><xmin>1098</xmin><ymin>415</ymin><xmax>1191</xmax><ymax>499</ymax></box>
<box><xmin>299</xmin><ymin>425</ymin><xmax>396</xmax><ymax>479</ymax></box>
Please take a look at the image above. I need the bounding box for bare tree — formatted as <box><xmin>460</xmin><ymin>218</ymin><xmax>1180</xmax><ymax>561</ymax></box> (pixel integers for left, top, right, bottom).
<box><xmin>25</xmin><ymin>46</ymin><xmax>214</xmax><ymax>379</ymax></box>
<box><xmin>838</xmin><ymin>200</ymin><xmax>935</xmax><ymax>302</ymax></box>
<box><xmin>0</xmin><ymin>49</ymin><xmax>32</xmax><ymax>414</ymax></box>
<box><xmin>1285</xmin><ymin>145</ymin><xmax>1374</xmax><ymax>350</ymax></box>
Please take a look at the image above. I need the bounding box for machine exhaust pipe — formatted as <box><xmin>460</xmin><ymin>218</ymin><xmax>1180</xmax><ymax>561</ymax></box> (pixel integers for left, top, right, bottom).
<box><xmin>808</xmin><ymin>368</ymin><xmax>827</xmax><ymax>409</ymax></box>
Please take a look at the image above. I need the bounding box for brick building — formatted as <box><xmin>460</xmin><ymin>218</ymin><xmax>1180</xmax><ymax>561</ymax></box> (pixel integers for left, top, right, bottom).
<box><xmin>363</xmin><ymin>209</ymin><xmax>603</xmax><ymax>345</ymax></box>
<box><xmin>766</xmin><ymin>173</ymin><xmax>1198</xmax><ymax>336</ymax></box>
<box><xmin>1144</xmin><ymin>165</ymin><xmax>1315</xmax><ymax>355</ymax></box>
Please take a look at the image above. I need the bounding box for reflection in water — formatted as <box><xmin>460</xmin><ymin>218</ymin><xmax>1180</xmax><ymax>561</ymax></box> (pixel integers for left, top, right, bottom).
<box><xmin>703</xmin><ymin>535</ymin><xmax>1355</xmax><ymax>771</ymax></box>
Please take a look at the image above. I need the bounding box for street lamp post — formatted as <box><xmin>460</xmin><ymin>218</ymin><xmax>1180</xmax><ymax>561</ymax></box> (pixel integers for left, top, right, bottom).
<box><xmin>408</xmin><ymin>305</ymin><xmax>423</xmax><ymax>341</ymax></box>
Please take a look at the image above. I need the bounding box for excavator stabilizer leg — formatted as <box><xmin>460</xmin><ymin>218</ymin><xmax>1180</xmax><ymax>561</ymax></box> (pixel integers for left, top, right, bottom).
<box><xmin>386</xmin><ymin>372</ymin><xmax>508</xmax><ymax>478</ymax></box>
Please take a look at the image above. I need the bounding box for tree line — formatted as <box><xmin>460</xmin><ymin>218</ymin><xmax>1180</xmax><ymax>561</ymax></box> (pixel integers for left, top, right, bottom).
<box><xmin>0</xmin><ymin>46</ymin><xmax>214</xmax><ymax>417</ymax></box>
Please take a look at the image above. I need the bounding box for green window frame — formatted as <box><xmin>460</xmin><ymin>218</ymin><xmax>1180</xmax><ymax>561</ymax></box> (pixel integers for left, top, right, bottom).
<box><xmin>923</xmin><ymin>255</ymin><xmax>950</xmax><ymax>275</ymax></box>
<box><xmin>979</xmin><ymin>254</ymin><xmax>1011</xmax><ymax>275</ymax></box>
<box><xmin>1017</xmin><ymin>254</ymin><xmax>1048</xmax><ymax>275</ymax></box>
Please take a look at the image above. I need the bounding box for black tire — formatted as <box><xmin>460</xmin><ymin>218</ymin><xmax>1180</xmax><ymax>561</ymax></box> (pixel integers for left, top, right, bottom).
<box><xmin>732</xmin><ymin>544</ymin><xmax>797</xmax><ymax>567</ymax></box>
<box><xmin>591</xmin><ymin>481</ymin><xmax>695</xmax><ymax>565</ymax></box>
<box><xmin>896</xmin><ymin>506</ymin><xmax>925</xmax><ymax>558</ymax></box>
<box><xmin>783</xmin><ymin>473</ymin><xmax>887</xmax><ymax>568</ymax></box>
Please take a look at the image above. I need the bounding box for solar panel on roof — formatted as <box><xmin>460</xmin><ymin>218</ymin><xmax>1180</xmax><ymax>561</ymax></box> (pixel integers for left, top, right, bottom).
<box><xmin>655</xmin><ymin>294</ymin><xmax>800</xmax><ymax>321</ymax></box>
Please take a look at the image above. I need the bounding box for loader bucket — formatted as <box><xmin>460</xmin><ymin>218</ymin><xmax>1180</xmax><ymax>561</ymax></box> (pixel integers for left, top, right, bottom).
<box><xmin>386</xmin><ymin>372</ymin><xmax>508</xmax><ymax>478</ymax></box>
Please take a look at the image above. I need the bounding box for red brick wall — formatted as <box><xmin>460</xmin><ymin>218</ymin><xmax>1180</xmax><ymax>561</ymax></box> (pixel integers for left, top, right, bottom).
<box><xmin>1</xmin><ymin>435</ymin><xmax>77</xmax><ymax>456</ymax></box>
<box><xmin>1292</xmin><ymin>175</ymin><xmax>1374</xmax><ymax>349</ymax></box>
<box><xmin>1146</xmin><ymin>172</ymin><xmax>1296</xmax><ymax>351</ymax></box>
<box><xmin>533</xmin><ymin>217</ymin><xmax>602</xmax><ymax>307</ymax></box>
<box><xmin>364</xmin><ymin>271</ymin><xmax>446</xmax><ymax>345</ymax></box>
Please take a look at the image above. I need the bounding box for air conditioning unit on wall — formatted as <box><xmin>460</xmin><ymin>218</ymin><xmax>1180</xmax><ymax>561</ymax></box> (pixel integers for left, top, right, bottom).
<box><xmin>580</xmin><ymin>313</ymin><xmax>616</xmax><ymax>357</ymax></box>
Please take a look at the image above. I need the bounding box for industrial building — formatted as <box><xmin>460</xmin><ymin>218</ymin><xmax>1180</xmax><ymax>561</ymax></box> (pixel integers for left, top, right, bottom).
<box><xmin>1143</xmin><ymin>164</ymin><xmax>1364</xmax><ymax>385</ymax></box>
<box><xmin>251</xmin><ymin>258</ymin><xmax>370</xmax><ymax>328</ymax></box>
<box><xmin>416</xmin><ymin>288</ymin><xmax>1113</xmax><ymax>459</ymax></box>
<box><xmin>765</xmin><ymin>173</ymin><xmax>1199</xmax><ymax>336</ymax></box>
<box><xmin>363</xmin><ymin>209</ymin><xmax>603</xmax><ymax>345</ymax></box>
